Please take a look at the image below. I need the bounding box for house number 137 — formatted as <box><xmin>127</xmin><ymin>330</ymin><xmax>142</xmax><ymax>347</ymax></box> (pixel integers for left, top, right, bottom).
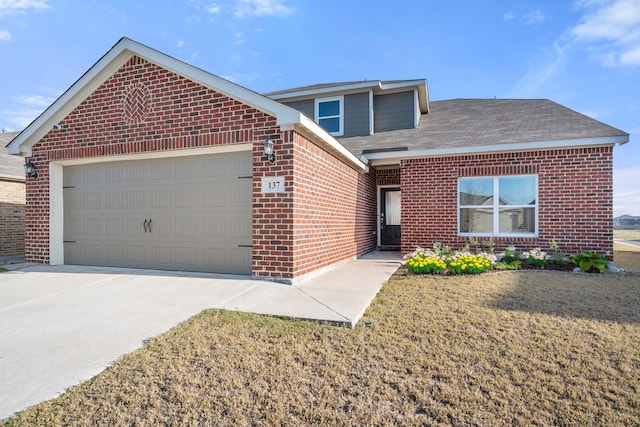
<box><xmin>261</xmin><ymin>176</ymin><xmax>285</xmax><ymax>193</ymax></box>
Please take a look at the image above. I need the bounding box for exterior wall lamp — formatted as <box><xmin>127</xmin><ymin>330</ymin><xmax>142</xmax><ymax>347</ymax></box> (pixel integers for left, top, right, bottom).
<box><xmin>263</xmin><ymin>138</ymin><xmax>276</xmax><ymax>164</ymax></box>
<box><xmin>24</xmin><ymin>161</ymin><xmax>38</xmax><ymax>179</ymax></box>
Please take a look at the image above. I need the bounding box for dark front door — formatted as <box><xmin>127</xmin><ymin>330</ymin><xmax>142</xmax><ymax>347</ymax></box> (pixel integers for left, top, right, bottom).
<box><xmin>380</xmin><ymin>188</ymin><xmax>401</xmax><ymax>246</ymax></box>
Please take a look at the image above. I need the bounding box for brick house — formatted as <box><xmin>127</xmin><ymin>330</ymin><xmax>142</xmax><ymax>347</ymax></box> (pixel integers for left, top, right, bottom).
<box><xmin>0</xmin><ymin>131</ymin><xmax>25</xmax><ymax>264</ymax></box>
<box><xmin>7</xmin><ymin>38</ymin><xmax>629</xmax><ymax>283</ymax></box>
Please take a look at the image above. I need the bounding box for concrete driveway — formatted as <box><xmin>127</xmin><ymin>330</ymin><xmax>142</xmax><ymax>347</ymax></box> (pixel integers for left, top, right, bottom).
<box><xmin>0</xmin><ymin>252</ymin><xmax>401</xmax><ymax>420</ymax></box>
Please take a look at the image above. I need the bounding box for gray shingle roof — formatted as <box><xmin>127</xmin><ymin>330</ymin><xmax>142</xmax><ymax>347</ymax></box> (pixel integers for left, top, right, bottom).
<box><xmin>0</xmin><ymin>132</ymin><xmax>24</xmax><ymax>181</ymax></box>
<box><xmin>339</xmin><ymin>98</ymin><xmax>629</xmax><ymax>155</ymax></box>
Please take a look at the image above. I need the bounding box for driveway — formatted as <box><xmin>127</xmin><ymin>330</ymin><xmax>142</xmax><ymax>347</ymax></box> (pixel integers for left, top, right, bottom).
<box><xmin>0</xmin><ymin>253</ymin><xmax>401</xmax><ymax>420</ymax></box>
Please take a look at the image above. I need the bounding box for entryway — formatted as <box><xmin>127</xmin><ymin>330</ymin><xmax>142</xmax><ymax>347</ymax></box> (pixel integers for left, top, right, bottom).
<box><xmin>379</xmin><ymin>187</ymin><xmax>401</xmax><ymax>248</ymax></box>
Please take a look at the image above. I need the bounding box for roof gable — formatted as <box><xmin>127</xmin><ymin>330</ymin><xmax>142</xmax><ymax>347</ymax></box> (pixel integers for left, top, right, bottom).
<box><xmin>265</xmin><ymin>79</ymin><xmax>430</xmax><ymax>114</ymax></box>
<box><xmin>7</xmin><ymin>38</ymin><xmax>366</xmax><ymax>170</ymax></box>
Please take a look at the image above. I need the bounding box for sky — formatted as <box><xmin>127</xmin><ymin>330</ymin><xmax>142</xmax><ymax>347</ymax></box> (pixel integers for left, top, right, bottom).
<box><xmin>1</xmin><ymin>0</ymin><xmax>639</xmax><ymax>216</ymax></box>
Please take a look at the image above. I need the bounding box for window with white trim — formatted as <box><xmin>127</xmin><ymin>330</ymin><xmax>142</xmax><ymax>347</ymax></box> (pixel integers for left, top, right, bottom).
<box><xmin>458</xmin><ymin>175</ymin><xmax>538</xmax><ymax>236</ymax></box>
<box><xmin>315</xmin><ymin>96</ymin><xmax>343</xmax><ymax>136</ymax></box>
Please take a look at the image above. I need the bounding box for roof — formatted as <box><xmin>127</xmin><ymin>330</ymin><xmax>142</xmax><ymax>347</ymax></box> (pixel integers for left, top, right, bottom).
<box><xmin>265</xmin><ymin>79</ymin><xmax>430</xmax><ymax>114</ymax></box>
<box><xmin>340</xmin><ymin>98</ymin><xmax>629</xmax><ymax>164</ymax></box>
<box><xmin>7</xmin><ymin>37</ymin><xmax>366</xmax><ymax>172</ymax></box>
<box><xmin>0</xmin><ymin>132</ymin><xmax>24</xmax><ymax>182</ymax></box>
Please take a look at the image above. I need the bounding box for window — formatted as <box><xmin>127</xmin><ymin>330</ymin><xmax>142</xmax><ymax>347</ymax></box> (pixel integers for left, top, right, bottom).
<box><xmin>458</xmin><ymin>175</ymin><xmax>537</xmax><ymax>236</ymax></box>
<box><xmin>315</xmin><ymin>96</ymin><xmax>343</xmax><ymax>136</ymax></box>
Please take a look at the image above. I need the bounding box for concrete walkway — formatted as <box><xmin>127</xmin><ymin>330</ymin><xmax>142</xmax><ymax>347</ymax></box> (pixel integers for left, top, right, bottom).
<box><xmin>615</xmin><ymin>239</ymin><xmax>640</xmax><ymax>248</ymax></box>
<box><xmin>0</xmin><ymin>251</ymin><xmax>401</xmax><ymax>420</ymax></box>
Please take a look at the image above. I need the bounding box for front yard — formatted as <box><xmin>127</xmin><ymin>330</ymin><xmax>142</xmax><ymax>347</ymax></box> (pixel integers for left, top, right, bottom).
<box><xmin>3</xmin><ymin>247</ymin><xmax>640</xmax><ymax>426</ymax></box>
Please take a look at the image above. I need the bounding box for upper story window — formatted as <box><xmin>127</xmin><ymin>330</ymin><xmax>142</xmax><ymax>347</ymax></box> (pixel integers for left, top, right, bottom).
<box><xmin>458</xmin><ymin>175</ymin><xmax>538</xmax><ymax>237</ymax></box>
<box><xmin>315</xmin><ymin>96</ymin><xmax>344</xmax><ymax>136</ymax></box>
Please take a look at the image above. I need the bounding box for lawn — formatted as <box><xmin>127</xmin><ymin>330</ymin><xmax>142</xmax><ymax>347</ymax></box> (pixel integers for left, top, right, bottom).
<box><xmin>3</xmin><ymin>250</ymin><xmax>640</xmax><ymax>426</ymax></box>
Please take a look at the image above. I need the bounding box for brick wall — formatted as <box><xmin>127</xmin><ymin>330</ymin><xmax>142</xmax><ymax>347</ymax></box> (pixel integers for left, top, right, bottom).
<box><xmin>290</xmin><ymin>132</ymin><xmax>376</xmax><ymax>278</ymax></box>
<box><xmin>252</xmin><ymin>131</ymin><xmax>377</xmax><ymax>280</ymax></box>
<box><xmin>401</xmin><ymin>147</ymin><xmax>614</xmax><ymax>256</ymax></box>
<box><xmin>24</xmin><ymin>54</ymin><xmax>375</xmax><ymax>280</ymax></box>
<box><xmin>376</xmin><ymin>167</ymin><xmax>400</xmax><ymax>186</ymax></box>
<box><xmin>0</xmin><ymin>179</ymin><xmax>25</xmax><ymax>259</ymax></box>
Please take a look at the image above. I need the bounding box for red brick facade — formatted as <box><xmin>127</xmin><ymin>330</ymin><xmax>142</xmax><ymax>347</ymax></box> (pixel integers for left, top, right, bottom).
<box><xmin>19</xmin><ymin>50</ymin><xmax>618</xmax><ymax>279</ymax></box>
<box><xmin>401</xmin><ymin>147</ymin><xmax>614</xmax><ymax>256</ymax></box>
<box><xmin>24</xmin><ymin>55</ymin><xmax>376</xmax><ymax>280</ymax></box>
<box><xmin>0</xmin><ymin>180</ymin><xmax>25</xmax><ymax>260</ymax></box>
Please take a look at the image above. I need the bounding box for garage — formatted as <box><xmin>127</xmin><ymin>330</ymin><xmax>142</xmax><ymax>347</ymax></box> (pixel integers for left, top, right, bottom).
<box><xmin>62</xmin><ymin>150</ymin><xmax>253</xmax><ymax>274</ymax></box>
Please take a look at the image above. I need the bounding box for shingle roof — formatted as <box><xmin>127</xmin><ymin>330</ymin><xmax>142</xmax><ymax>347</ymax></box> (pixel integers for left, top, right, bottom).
<box><xmin>339</xmin><ymin>98</ymin><xmax>629</xmax><ymax>156</ymax></box>
<box><xmin>0</xmin><ymin>132</ymin><xmax>23</xmax><ymax>181</ymax></box>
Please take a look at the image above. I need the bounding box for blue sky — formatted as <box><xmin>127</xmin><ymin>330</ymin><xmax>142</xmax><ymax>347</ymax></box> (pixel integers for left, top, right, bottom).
<box><xmin>1</xmin><ymin>0</ymin><xmax>639</xmax><ymax>215</ymax></box>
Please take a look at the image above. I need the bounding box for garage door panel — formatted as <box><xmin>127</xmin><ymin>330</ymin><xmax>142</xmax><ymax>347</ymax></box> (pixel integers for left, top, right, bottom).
<box><xmin>105</xmin><ymin>165</ymin><xmax>125</xmax><ymax>183</ymax></box>
<box><xmin>105</xmin><ymin>244</ymin><xmax>128</xmax><ymax>262</ymax></box>
<box><xmin>63</xmin><ymin>151</ymin><xmax>252</xmax><ymax>274</ymax></box>
<box><xmin>82</xmin><ymin>193</ymin><xmax>102</xmax><ymax>210</ymax></box>
<box><xmin>105</xmin><ymin>218</ymin><xmax>126</xmax><ymax>236</ymax></box>
<box><xmin>150</xmin><ymin>161</ymin><xmax>175</xmax><ymax>181</ymax></box>
<box><xmin>83</xmin><ymin>167</ymin><xmax>102</xmax><ymax>185</ymax></box>
<box><xmin>229</xmin><ymin>247</ymin><xmax>252</xmax><ymax>270</ymax></box>
<box><xmin>126</xmin><ymin>191</ymin><xmax>146</xmax><ymax>210</ymax></box>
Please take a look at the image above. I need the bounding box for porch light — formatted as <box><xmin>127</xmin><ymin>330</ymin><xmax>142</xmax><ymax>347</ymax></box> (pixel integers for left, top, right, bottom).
<box><xmin>263</xmin><ymin>138</ymin><xmax>276</xmax><ymax>164</ymax></box>
<box><xmin>24</xmin><ymin>161</ymin><xmax>38</xmax><ymax>179</ymax></box>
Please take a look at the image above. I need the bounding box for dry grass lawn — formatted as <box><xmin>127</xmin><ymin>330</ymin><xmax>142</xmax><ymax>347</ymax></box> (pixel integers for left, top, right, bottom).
<box><xmin>3</xmin><ymin>250</ymin><xmax>640</xmax><ymax>426</ymax></box>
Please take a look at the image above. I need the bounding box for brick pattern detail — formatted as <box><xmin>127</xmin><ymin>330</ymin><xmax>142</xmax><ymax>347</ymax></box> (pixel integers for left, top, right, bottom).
<box><xmin>25</xmin><ymin>55</ymin><xmax>376</xmax><ymax>280</ymax></box>
<box><xmin>376</xmin><ymin>167</ymin><xmax>400</xmax><ymax>186</ymax></box>
<box><xmin>401</xmin><ymin>147</ymin><xmax>614</xmax><ymax>256</ymax></box>
<box><xmin>26</xmin><ymin>55</ymin><xmax>280</xmax><ymax>266</ymax></box>
<box><xmin>0</xmin><ymin>180</ymin><xmax>25</xmax><ymax>258</ymax></box>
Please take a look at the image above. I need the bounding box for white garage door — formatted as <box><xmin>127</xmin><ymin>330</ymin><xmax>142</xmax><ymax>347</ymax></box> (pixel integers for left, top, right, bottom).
<box><xmin>63</xmin><ymin>151</ymin><xmax>253</xmax><ymax>274</ymax></box>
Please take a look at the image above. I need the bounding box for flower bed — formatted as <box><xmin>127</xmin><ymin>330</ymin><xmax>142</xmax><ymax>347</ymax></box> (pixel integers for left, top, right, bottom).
<box><xmin>403</xmin><ymin>243</ymin><xmax>614</xmax><ymax>275</ymax></box>
<box><xmin>404</xmin><ymin>246</ymin><xmax>496</xmax><ymax>275</ymax></box>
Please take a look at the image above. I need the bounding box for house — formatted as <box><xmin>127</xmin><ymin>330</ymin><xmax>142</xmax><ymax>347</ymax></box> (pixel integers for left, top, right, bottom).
<box><xmin>7</xmin><ymin>38</ymin><xmax>629</xmax><ymax>283</ymax></box>
<box><xmin>0</xmin><ymin>131</ymin><xmax>25</xmax><ymax>264</ymax></box>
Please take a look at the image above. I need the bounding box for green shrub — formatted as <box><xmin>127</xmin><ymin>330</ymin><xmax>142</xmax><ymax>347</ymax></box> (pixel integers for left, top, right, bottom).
<box><xmin>494</xmin><ymin>260</ymin><xmax>522</xmax><ymax>270</ymax></box>
<box><xmin>570</xmin><ymin>251</ymin><xmax>609</xmax><ymax>273</ymax></box>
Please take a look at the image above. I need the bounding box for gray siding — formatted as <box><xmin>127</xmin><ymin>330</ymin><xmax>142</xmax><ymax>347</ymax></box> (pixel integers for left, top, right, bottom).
<box><xmin>283</xmin><ymin>99</ymin><xmax>314</xmax><ymax>119</ymax></box>
<box><xmin>374</xmin><ymin>91</ymin><xmax>415</xmax><ymax>133</ymax></box>
<box><xmin>343</xmin><ymin>93</ymin><xmax>370</xmax><ymax>137</ymax></box>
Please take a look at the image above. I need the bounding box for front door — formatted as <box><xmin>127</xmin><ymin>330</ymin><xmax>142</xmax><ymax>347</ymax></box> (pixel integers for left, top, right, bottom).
<box><xmin>380</xmin><ymin>188</ymin><xmax>401</xmax><ymax>246</ymax></box>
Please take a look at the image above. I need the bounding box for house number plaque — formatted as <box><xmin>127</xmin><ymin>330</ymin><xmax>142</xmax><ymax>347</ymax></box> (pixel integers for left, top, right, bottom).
<box><xmin>261</xmin><ymin>176</ymin><xmax>285</xmax><ymax>193</ymax></box>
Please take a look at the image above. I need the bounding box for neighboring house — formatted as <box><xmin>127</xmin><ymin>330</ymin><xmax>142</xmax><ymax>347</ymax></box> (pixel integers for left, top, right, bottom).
<box><xmin>7</xmin><ymin>38</ymin><xmax>629</xmax><ymax>283</ymax></box>
<box><xmin>0</xmin><ymin>131</ymin><xmax>25</xmax><ymax>263</ymax></box>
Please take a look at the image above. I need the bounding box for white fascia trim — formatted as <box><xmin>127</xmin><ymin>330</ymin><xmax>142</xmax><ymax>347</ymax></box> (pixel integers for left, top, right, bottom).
<box><xmin>413</xmin><ymin>89</ymin><xmax>419</xmax><ymax>128</ymax></box>
<box><xmin>267</xmin><ymin>81</ymin><xmax>382</xmax><ymax>100</ymax></box>
<box><xmin>8</xmin><ymin>37</ymin><xmax>306</xmax><ymax>156</ymax></box>
<box><xmin>369</xmin><ymin>90</ymin><xmax>374</xmax><ymax>135</ymax></box>
<box><xmin>364</xmin><ymin>135</ymin><xmax>629</xmax><ymax>163</ymax></box>
<box><xmin>378</xmin><ymin>79</ymin><xmax>426</xmax><ymax>91</ymax></box>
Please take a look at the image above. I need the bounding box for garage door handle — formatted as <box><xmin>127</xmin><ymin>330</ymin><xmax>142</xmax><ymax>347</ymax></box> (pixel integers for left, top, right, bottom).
<box><xmin>143</xmin><ymin>219</ymin><xmax>151</xmax><ymax>233</ymax></box>
<box><xmin>148</xmin><ymin>219</ymin><xmax>152</xmax><ymax>233</ymax></box>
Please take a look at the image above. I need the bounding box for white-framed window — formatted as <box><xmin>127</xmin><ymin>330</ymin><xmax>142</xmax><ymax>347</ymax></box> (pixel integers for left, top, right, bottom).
<box><xmin>315</xmin><ymin>96</ymin><xmax>344</xmax><ymax>136</ymax></box>
<box><xmin>458</xmin><ymin>175</ymin><xmax>538</xmax><ymax>237</ymax></box>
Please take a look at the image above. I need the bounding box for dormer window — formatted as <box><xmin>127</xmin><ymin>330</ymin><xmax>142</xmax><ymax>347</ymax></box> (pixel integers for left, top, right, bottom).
<box><xmin>315</xmin><ymin>96</ymin><xmax>343</xmax><ymax>136</ymax></box>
